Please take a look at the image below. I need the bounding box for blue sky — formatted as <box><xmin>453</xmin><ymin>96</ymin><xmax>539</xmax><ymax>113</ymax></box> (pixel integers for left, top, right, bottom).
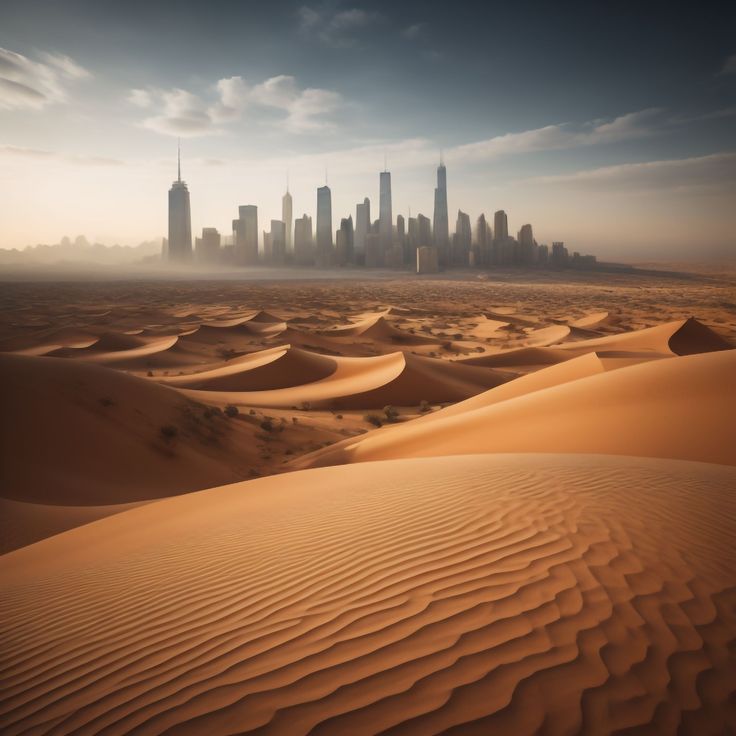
<box><xmin>0</xmin><ymin>0</ymin><xmax>734</xmax><ymax>258</ymax></box>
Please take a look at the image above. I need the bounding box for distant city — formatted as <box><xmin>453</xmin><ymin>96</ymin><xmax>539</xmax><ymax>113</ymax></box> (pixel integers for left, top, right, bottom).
<box><xmin>168</xmin><ymin>145</ymin><xmax>599</xmax><ymax>274</ymax></box>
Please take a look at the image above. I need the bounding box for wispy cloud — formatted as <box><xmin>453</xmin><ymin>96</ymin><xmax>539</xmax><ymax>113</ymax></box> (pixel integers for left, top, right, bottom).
<box><xmin>0</xmin><ymin>144</ymin><xmax>123</xmax><ymax>166</ymax></box>
<box><xmin>523</xmin><ymin>152</ymin><xmax>736</xmax><ymax>193</ymax></box>
<box><xmin>0</xmin><ymin>47</ymin><xmax>90</xmax><ymax>111</ymax></box>
<box><xmin>402</xmin><ymin>23</ymin><xmax>425</xmax><ymax>40</ymax></box>
<box><xmin>298</xmin><ymin>5</ymin><xmax>382</xmax><ymax>47</ymax></box>
<box><xmin>448</xmin><ymin>109</ymin><xmax>664</xmax><ymax>162</ymax></box>
<box><xmin>132</xmin><ymin>74</ymin><xmax>342</xmax><ymax>137</ymax></box>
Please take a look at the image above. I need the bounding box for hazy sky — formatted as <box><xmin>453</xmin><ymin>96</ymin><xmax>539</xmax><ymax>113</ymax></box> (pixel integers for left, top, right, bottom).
<box><xmin>1</xmin><ymin>0</ymin><xmax>734</xmax><ymax>259</ymax></box>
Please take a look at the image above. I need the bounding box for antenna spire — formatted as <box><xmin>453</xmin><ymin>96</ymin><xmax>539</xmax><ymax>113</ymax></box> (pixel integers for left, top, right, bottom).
<box><xmin>177</xmin><ymin>138</ymin><xmax>181</xmax><ymax>182</ymax></box>
<box><xmin>286</xmin><ymin>169</ymin><xmax>290</xmax><ymax>193</ymax></box>
<box><xmin>440</xmin><ymin>148</ymin><xmax>444</xmax><ymax>166</ymax></box>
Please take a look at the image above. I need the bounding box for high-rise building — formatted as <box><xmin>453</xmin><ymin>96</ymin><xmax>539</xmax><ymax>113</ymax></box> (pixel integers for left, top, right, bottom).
<box><xmin>493</xmin><ymin>210</ymin><xmax>508</xmax><ymax>242</ymax></box>
<box><xmin>294</xmin><ymin>214</ymin><xmax>314</xmax><ymax>265</ymax></box>
<box><xmin>355</xmin><ymin>197</ymin><xmax>370</xmax><ymax>255</ymax></box>
<box><xmin>168</xmin><ymin>142</ymin><xmax>192</xmax><ymax>261</ymax></box>
<box><xmin>233</xmin><ymin>205</ymin><xmax>258</xmax><ymax>264</ymax></box>
<box><xmin>432</xmin><ymin>158</ymin><xmax>449</xmax><ymax>264</ymax></box>
<box><xmin>475</xmin><ymin>214</ymin><xmax>492</xmax><ymax>267</ymax></box>
<box><xmin>194</xmin><ymin>227</ymin><xmax>221</xmax><ymax>264</ymax></box>
<box><xmin>282</xmin><ymin>186</ymin><xmax>293</xmax><ymax>253</ymax></box>
<box><xmin>379</xmin><ymin>170</ymin><xmax>393</xmax><ymax>258</ymax></box>
<box><xmin>316</xmin><ymin>185</ymin><xmax>333</xmax><ymax>267</ymax></box>
<box><xmin>551</xmin><ymin>241</ymin><xmax>568</xmax><ymax>267</ymax></box>
<box><xmin>518</xmin><ymin>223</ymin><xmax>536</xmax><ymax>265</ymax></box>
<box><xmin>396</xmin><ymin>214</ymin><xmax>407</xmax><ymax>263</ymax></box>
<box><xmin>417</xmin><ymin>214</ymin><xmax>432</xmax><ymax>250</ymax></box>
<box><xmin>452</xmin><ymin>209</ymin><xmax>472</xmax><ymax>265</ymax></box>
<box><xmin>335</xmin><ymin>216</ymin><xmax>354</xmax><ymax>266</ymax></box>
<box><xmin>269</xmin><ymin>219</ymin><xmax>286</xmax><ymax>265</ymax></box>
<box><xmin>493</xmin><ymin>209</ymin><xmax>512</xmax><ymax>265</ymax></box>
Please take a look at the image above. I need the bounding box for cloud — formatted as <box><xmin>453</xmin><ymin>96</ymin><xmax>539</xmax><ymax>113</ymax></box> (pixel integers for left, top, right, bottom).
<box><xmin>0</xmin><ymin>144</ymin><xmax>123</xmax><ymax>166</ymax></box>
<box><xmin>127</xmin><ymin>88</ymin><xmax>153</xmax><ymax>108</ymax></box>
<box><xmin>524</xmin><ymin>153</ymin><xmax>736</xmax><ymax>193</ymax></box>
<box><xmin>720</xmin><ymin>54</ymin><xmax>736</xmax><ymax>75</ymax></box>
<box><xmin>298</xmin><ymin>5</ymin><xmax>382</xmax><ymax>47</ymax></box>
<box><xmin>133</xmin><ymin>75</ymin><xmax>342</xmax><ymax>137</ymax></box>
<box><xmin>447</xmin><ymin>108</ymin><xmax>664</xmax><ymax>162</ymax></box>
<box><xmin>0</xmin><ymin>47</ymin><xmax>90</xmax><ymax>110</ymax></box>
<box><xmin>140</xmin><ymin>88</ymin><xmax>215</xmax><ymax>137</ymax></box>
<box><xmin>402</xmin><ymin>23</ymin><xmax>425</xmax><ymax>40</ymax></box>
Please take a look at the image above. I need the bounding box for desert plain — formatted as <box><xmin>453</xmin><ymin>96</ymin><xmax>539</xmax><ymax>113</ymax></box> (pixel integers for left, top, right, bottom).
<box><xmin>0</xmin><ymin>268</ymin><xmax>735</xmax><ymax>734</ymax></box>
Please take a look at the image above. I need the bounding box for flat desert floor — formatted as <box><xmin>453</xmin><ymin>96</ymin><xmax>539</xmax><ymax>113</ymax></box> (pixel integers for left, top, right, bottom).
<box><xmin>1</xmin><ymin>269</ymin><xmax>735</xmax><ymax>734</ymax></box>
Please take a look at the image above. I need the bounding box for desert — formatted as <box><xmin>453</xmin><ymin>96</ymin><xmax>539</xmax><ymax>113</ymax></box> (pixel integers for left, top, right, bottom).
<box><xmin>1</xmin><ymin>269</ymin><xmax>735</xmax><ymax>734</ymax></box>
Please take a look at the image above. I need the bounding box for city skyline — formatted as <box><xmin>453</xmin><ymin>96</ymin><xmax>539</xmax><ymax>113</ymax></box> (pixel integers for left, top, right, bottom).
<box><xmin>0</xmin><ymin>0</ymin><xmax>734</xmax><ymax>259</ymax></box>
<box><xmin>175</xmin><ymin>145</ymin><xmax>596</xmax><ymax>274</ymax></box>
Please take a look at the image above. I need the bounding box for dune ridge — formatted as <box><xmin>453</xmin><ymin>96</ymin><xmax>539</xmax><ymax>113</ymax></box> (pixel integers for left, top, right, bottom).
<box><xmin>293</xmin><ymin>348</ymin><xmax>736</xmax><ymax>469</ymax></box>
<box><xmin>0</xmin><ymin>454</ymin><xmax>734</xmax><ymax>735</ymax></box>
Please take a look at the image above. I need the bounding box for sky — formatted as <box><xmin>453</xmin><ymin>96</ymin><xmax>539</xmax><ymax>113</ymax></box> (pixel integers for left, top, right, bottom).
<box><xmin>0</xmin><ymin>0</ymin><xmax>734</xmax><ymax>260</ymax></box>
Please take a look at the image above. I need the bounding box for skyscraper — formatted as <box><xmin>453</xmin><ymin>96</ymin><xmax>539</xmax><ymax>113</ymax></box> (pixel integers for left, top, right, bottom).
<box><xmin>282</xmin><ymin>184</ymin><xmax>293</xmax><ymax>253</ymax></box>
<box><xmin>379</xmin><ymin>170</ymin><xmax>392</xmax><ymax>260</ymax></box>
<box><xmin>294</xmin><ymin>214</ymin><xmax>314</xmax><ymax>265</ymax></box>
<box><xmin>232</xmin><ymin>205</ymin><xmax>258</xmax><ymax>264</ymax></box>
<box><xmin>475</xmin><ymin>213</ymin><xmax>492</xmax><ymax>266</ymax></box>
<box><xmin>452</xmin><ymin>209</ymin><xmax>472</xmax><ymax>265</ymax></box>
<box><xmin>195</xmin><ymin>227</ymin><xmax>221</xmax><ymax>264</ymax></box>
<box><xmin>335</xmin><ymin>216</ymin><xmax>354</xmax><ymax>266</ymax></box>
<box><xmin>168</xmin><ymin>142</ymin><xmax>192</xmax><ymax>261</ymax></box>
<box><xmin>493</xmin><ymin>210</ymin><xmax>509</xmax><ymax>242</ymax></box>
<box><xmin>355</xmin><ymin>197</ymin><xmax>370</xmax><ymax>255</ymax></box>
<box><xmin>316</xmin><ymin>185</ymin><xmax>333</xmax><ymax>267</ymax></box>
<box><xmin>518</xmin><ymin>223</ymin><xmax>536</xmax><ymax>265</ymax></box>
<box><xmin>432</xmin><ymin>158</ymin><xmax>449</xmax><ymax>264</ymax></box>
<box><xmin>269</xmin><ymin>219</ymin><xmax>286</xmax><ymax>265</ymax></box>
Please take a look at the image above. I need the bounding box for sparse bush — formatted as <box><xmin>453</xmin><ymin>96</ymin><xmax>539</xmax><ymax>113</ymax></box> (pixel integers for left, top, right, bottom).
<box><xmin>419</xmin><ymin>399</ymin><xmax>431</xmax><ymax>413</ymax></box>
<box><xmin>147</xmin><ymin>370</ymin><xmax>153</xmax><ymax>377</ymax></box>
<box><xmin>364</xmin><ymin>414</ymin><xmax>383</xmax><ymax>427</ymax></box>
<box><xmin>260</xmin><ymin>418</ymin><xmax>275</xmax><ymax>432</ymax></box>
<box><xmin>249</xmin><ymin>408</ymin><xmax>256</xmax><ymax>415</ymax></box>
<box><xmin>224</xmin><ymin>404</ymin><xmax>239</xmax><ymax>418</ymax></box>
<box><xmin>383</xmin><ymin>405</ymin><xmax>399</xmax><ymax>422</ymax></box>
<box><xmin>292</xmin><ymin>416</ymin><xmax>299</xmax><ymax>424</ymax></box>
<box><xmin>300</xmin><ymin>400</ymin><xmax>312</xmax><ymax>411</ymax></box>
<box><xmin>99</xmin><ymin>397</ymin><xmax>114</xmax><ymax>407</ymax></box>
<box><xmin>160</xmin><ymin>424</ymin><xmax>178</xmax><ymax>441</ymax></box>
<box><xmin>336</xmin><ymin>414</ymin><xmax>343</xmax><ymax>419</ymax></box>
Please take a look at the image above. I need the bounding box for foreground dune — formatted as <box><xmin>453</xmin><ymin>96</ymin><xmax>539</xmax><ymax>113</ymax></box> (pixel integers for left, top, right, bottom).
<box><xmin>0</xmin><ymin>354</ymin><xmax>258</xmax><ymax>507</ymax></box>
<box><xmin>1</xmin><ymin>454</ymin><xmax>734</xmax><ymax>735</ymax></box>
<box><xmin>293</xmin><ymin>349</ymin><xmax>736</xmax><ymax>469</ymax></box>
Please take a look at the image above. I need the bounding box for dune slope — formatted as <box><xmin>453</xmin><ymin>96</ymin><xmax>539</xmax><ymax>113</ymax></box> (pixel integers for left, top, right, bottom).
<box><xmin>0</xmin><ymin>454</ymin><xmax>734</xmax><ymax>735</ymax></box>
<box><xmin>0</xmin><ymin>354</ymin><xmax>258</xmax><ymax>506</ymax></box>
<box><xmin>294</xmin><ymin>348</ymin><xmax>736</xmax><ymax>469</ymax></box>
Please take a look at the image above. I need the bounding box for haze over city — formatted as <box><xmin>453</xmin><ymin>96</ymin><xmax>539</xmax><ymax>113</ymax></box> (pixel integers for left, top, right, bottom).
<box><xmin>1</xmin><ymin>0</ymin><xmax>735</xmax><ymax>260</ymax></box>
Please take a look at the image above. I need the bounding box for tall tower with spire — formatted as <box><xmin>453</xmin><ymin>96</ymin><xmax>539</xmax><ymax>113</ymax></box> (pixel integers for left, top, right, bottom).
<box><xmin>282</xmin><ymin>174</ymin><xmax>293</xmax><ymax>253</ymax></box>
<box><xmin>432</xmin><ymin>153</ymin><xmax>449</xmax><ymax>265</ymax></box>
<box><xmin>379</xmin><ymin>163</ymin><xmax>392</xmax><ymax>261</ymax></box>
<box><xmin>168</xmin><ymin>140</ymin><xmax>192</xmax><ymax>261</ymax></box>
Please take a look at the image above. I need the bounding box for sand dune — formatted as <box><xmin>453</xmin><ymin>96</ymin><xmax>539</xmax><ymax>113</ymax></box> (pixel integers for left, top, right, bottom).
<box><xmin>181</xmin><ymin>350</ymin><xmax>511</xmax><ymax>409</ymax></box>
<box><xmin>1</xmin><ymin>454</ymin><xmax>734</xmax><ymax>735</ymax></box>
<box><xmin>294</xmin><ymin>349</ymin><xmax>736</xmax><ymax>469</ymax></box>
<box><xmin>157</xmin><ymin>345</ymin><xmax>337</xmax><ymax>391</ymax></box>
<box><xmin>569</xmin><ymin>311</ymin><xmax>609</xmax><ymax>328</ymax></box>
<box><xmin>458</xmin><ymin>317</ymin><xmax>730</xmax><ymax>369</ymax></box>
<box><xmin>0</xmin><ymin>354</ymin><xmax>260</xmax><ymax>506</ymax></box>
<box><xmin>322</xmin><ymin>314</ymin><xmax>438</xmax><ymax>345</ymax></box>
